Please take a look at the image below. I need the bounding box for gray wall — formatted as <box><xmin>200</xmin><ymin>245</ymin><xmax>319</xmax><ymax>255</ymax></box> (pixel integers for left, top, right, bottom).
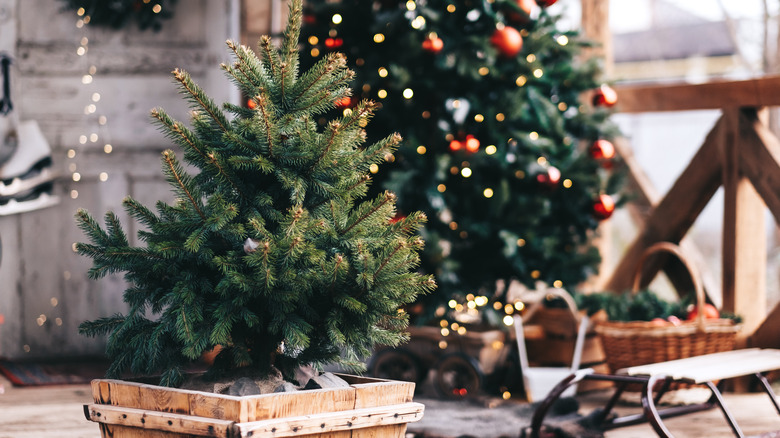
<box><xmin>0</xmin><ymin>0</ymin><xmax>239</xmax><ymax>360</ymax></box>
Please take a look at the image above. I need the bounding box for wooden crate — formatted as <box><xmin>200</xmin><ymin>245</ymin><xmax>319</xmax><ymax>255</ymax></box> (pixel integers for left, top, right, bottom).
<box><xmin>84</xmin><ymin>374</ymin><xmax>424</xmax><ymax>437</ymax></box>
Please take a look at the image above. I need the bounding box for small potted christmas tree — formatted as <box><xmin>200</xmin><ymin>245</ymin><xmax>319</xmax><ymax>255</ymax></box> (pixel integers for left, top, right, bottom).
<box><xmin>77</xmin><ymin>0</ymin><xmax>434</xmax><ymax>436</ymax></box>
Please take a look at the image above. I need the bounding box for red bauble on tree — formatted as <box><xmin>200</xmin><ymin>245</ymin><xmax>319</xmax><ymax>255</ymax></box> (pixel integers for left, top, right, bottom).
<box><xmin>592</xmin><ymin>84</ymin><xmax>618</xmax><ymax>107</ymax></box>
<box><xmin>536</xmin><ymin>166</ymin><xmax>561</xmax><ymax>187</ymax></box>
<box><xmin>592</xmin><ymin>193</ymin><xmax>615</xmax><ymax>220</ymax></box>
<box><xmin>464</xmin><ymin>135</ymin><xmax>480</xmax><ymax>153</ymax></box>
<box><xmin>490</xmin><ymin>26</ymin><xmax>523</xmax><ymax>58</ymax></box>
<box><xmin>589</xmin><ymin>139</ymin><xmax>615</xmax><ymax>160</ymax></box>
<box><xmin>422</xmin><ymin>35</ymin><xmax>444</xmax><ymax>53</ymax></box>
<box><xmin>507</xmin><ymin>0</ymin><xmax>537</xmax><ymax>23</ymax></box>
<box><xmin>535</xmin><ymin>0</ymin><xmax>558</xmax><ymax>7</ymax></box>
<box><xmin>449</xmin><ymin>139</ymin><xmax>463</xmax><ymax>152</ymax></box>
<box><xmin>334</xmin><ymin>96</ymin><xmax>357</xmax><ymax>109</ymax></box>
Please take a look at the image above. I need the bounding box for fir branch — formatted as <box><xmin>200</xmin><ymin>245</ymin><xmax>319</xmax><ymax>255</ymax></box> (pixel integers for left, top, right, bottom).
<box><xmin>292</xmin><ymin>52</ymin><xmax>347</xmax><ymax>102</ymax></box>
<box><xmin>163</xmin><ymin>150</ymin><xmax>206</xmax><ymax>220</ymax></box>
<box><xmin>151</xmin><ymin>109</ymin><xmax>211</xmax><ymax>163</ymax></box>
<box><xmin>256</xmin><ymin>94</ymin><xmax>277</xmax><ymax>157</ymax></box>
<box><xmin>172</xmin><ymin>68</ymin><xmax>230</xmax><ymax>133</ymax></box>
<box><xmin>372</xmin><ymin>241</ymin><xmax>405</xmax><ymax>283</ymax></box>
<box><xmin>281</xmin><ymin>0</ymin><xmax>302</xmax><ymax>65</ymax></box>
<box><xmin>341</xmin><ymin>191</ymin><xmax>395</xmax><ymax>236</ymax></box>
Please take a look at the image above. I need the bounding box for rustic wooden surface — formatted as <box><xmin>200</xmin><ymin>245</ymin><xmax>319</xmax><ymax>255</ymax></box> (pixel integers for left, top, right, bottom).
<box><xmin>4</xmin><ymin>372</ymin><xmax>780</xmax><ymax>438</ymax></box>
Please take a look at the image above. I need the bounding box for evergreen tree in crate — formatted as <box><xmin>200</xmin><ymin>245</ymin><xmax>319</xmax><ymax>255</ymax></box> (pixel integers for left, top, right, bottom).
<box><xmin>300</xmin><ymin>0</ymin><xmax>621</xmax><ymax>323</ymax></box>
<box><xmin>74</xmin><ymin>0</ymin><xmax>435</xmax><ymax>387</ymax></box>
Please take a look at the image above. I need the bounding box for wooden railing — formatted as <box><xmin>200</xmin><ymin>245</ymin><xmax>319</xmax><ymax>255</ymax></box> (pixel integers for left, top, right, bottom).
<box><xmin>603</xmin><ymin>76</ymin><xmax>780</xmax><ymax>351</ymax></box>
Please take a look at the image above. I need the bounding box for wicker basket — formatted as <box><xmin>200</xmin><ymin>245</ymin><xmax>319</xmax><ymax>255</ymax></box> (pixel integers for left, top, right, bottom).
<box><xmin>595</xmin><ymin>242</ymin><xmax>741</xmax><ymax>376</ymax></box>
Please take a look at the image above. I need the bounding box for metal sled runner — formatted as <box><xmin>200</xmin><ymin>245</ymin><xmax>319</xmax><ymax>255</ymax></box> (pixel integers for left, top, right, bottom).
<box><xmin>529</xmin><ymin>348</ymin><xmax>780</xmax><ymax>438</ymax></box>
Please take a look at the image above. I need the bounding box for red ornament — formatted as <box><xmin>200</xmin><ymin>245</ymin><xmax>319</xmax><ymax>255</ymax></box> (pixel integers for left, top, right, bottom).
<box><xmin>389</xmin><ymin>213</ymin><xmax>406</xmax><ymax>224</ymax></box>
<box><xmin>490</xmin><ymin>26</ymin><xmax>523</xmax><ymax>58</ymax></box>
<box><xmin>589</xmin><ymin>139</ymin><xmax>615</xmax><ymax>160</ymax></box>
<box><xmin>422</xmin><ymin>36</ymin><xmax>444</xmax><ymax>53</ymax></box>
<box><xmin>592</xmin><ymin>84</ymin><xmax>618</xmax><ymax>107</ymax></box>
<box><xmin>334</xmin><ymin>96</ymin><xmax>356</xmax><ymax>109</ymax></box>
<box><xmin>535</xmin><ymin>0</ymin><xmax>558</xmax><ymax>7</ymax></box>
<box><xmin>324</xmin><ymin>37</ymin><xmax>344</xmax><ymax>49</ymax></box>
<box><xmin>507</xmin><ymin>0</ymin><xmax>536</xmax><ymax>23</ymax></box>
<box><xmin>464</xmin><ymin>135</ymin><xmax>480</xmax><ymax>153</ymax></box>
<box><xmin>536</xmin><ymin>166</ymin><xmax>561</xmax><ymax>186</ymax></box>
<box><xmin>247</xmin><ymin>98</ymin><xmax>257</xmax><ymax>110</ymax></box>
<box><xmin>449</xmin><ymin>139</ymin><xmax>463</xmax><ymax>152</ymax></box>
<box><xmin>592</xmin><ymin>194</ymin><xmax>615</xmax><ymax>220</ymax></box>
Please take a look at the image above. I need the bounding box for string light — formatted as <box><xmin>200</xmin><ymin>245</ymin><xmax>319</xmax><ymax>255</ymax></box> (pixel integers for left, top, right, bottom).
<box><xmin>411</xmin><ymin>16</ymin><xmax>426</xmax><ymax>29</ymax></box>
<box><xmin>373</xmin><ymin>33</ymin><xmax>385</xmax><ymax>43</ymax></box>
<box><xmin>460</xmin><ymin>167</ymin><xmax>472</xmax><ymax>178</ymax></box>
<box><xmin>478</xmin><ymin>67</ymin><xmax>489</xmax><ymax>76</ymax></box>
<box><xmin>563</xmin><ymin>179</ymin><xmax>573</xmax><ymax>188</ymax></box>
<box><xmin>402</xmin><ymin>88</ymin><xmax>414</xmax><ymax>99</ymax></box>
<box><xmin>529</xmin><ymin>131</ymin><xmax>539</xmax><ymax>140</ymax></box>
<box><xmin>416</xmin><ymin>145</ymin><xmax>427</xmax><ymax>154</ymax></box>
<box><xmin>526</xmin><ymin>54</ymin><xmax>536</xmax><ymax>62</ymax></box>
<box><xmin>516</xmin><ymin>75</ymin><xmax>527</xmax><ymax>86</ymax></box>
<box><xmin>495</xmin><ymin>113</ymin><xmax>505</xmax><ymax>121</ymax></box>
<box><xmin>533</xmin><ymin>68</ymin><xmax>544</xmax><ymax>78</ymax></box>
<box><xmin>406</xmin><ymin>1</ymin><xmax>417</xmax><ymax>10</ymax></box>
<box><xmin>517</xmin><ymin>238</ymin><xmax>526</xmax><ymax>247</ymax></box>
<box><xmin>447</xmin><ymin>4</ymin><xmax>456</xmax><ymax>12</ymax></box>
<box><xmin>556</xmin><ymin>35</ymin><xmax>569</xmax><ymax>45</ymax></box>
<box><xmin>437</xmin><ymin>184</ymin><xmax>446</xmax><ymax>192</ymax></box>
<box><xmin>483</xmin><ymin>188</ymin><xmax>493</xmax><ymax>198</ymax></box>
<box><xmin>331</xmin><ymin>14</ymin><xmax>342</xmax><ymax>24</ymax></box>
<box><xmin>377</xmin><ymin>89</ymin><xmax>387</xmax><ymax>98</ymax></box>
<box><xmin>503</xmin><ymin>315</ymin><xmax>514</xmax><ymax>326</ymax></box>
<box><xmin>485</xmin><ymin>145</ymin><xmax>496</xmax><ymax>155</ymax></box>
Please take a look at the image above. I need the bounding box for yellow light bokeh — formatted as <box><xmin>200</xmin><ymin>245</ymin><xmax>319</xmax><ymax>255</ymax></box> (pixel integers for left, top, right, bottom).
<box><xmin>373</xmin><ymin>33</ymin><xmax>385</xmax><ymax>43</ymax></box>
<box><xmin>483</xmin><ymin>188</ymin><xmax>494</xmax><ymax>198</ymax></box>
<box><xmin>485</xmin><ymin>145</ymin><xmax>497</xmax><ymax>155</ymax></box>
<box><xmin>461</xmin><ymin>167</ymin><xmax>472</xmax><ymax>178</ymax></box>
<box><xmin>332</xmin><ymin>14</ymin><xmax>343</xmax><ymax>24</ymax></box>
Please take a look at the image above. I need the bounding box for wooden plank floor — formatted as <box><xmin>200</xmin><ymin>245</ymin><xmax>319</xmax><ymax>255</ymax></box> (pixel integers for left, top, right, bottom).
<box><xmin>2</xmin><ymin>372</ymin><xmax>780</xmax><ymax>437</ymax></box>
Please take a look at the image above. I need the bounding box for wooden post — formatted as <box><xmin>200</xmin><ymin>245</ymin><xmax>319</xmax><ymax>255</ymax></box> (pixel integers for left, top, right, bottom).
<box><xmin>720</xmin><ymin>109</ymin><xmax>767</xmax><ymax>341</ymax></box>
<box><xmin>581</xmin><ymin>0</ymin><xmax>613</xmax><ymax>77</ymax></box>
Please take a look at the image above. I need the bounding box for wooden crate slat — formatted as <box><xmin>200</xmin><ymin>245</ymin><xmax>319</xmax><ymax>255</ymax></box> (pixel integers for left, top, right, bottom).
<box><xmin>245</xmin><ymin>386</ymin><xmax>357</xmax><ymax>422</ymax></box>
<box><xmin>85</xmin><ymin>403</ymin><xmax>236</xmax><ymax>437</ymax></box>
<box><xmin>233</xmin><ymin>402</ymin><xmax>424</xmax><ymax>438</ymax></box>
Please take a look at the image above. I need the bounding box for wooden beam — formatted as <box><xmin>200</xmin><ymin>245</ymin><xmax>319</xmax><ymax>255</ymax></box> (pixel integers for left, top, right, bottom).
<box><xmin>605</xmin><ymin>139</ymin><xmax>719</xmax><ymax>301</ymax></box>
<box><xmin>605</xmin><ymin>117</ymin><xmax>724</xmax><ymax>293</ymax></box>
<box><xmin>615</xmin><ymin>76</ymin><xmax>780</xmax><ymax>113</ymax></box>
<box><xmin>738</xmin><ymin>108</ymin><xmax>780</xmax><ymax>224</ymax></box>
<box><xmin>749</xmin><ymin>301</ymin><xmax>780</xmax><ymax>349</ymax></box>
<box><xmin>720</xmin><ymin>109</ymin><xmax>766</xmax><ymax>343</ymax></box>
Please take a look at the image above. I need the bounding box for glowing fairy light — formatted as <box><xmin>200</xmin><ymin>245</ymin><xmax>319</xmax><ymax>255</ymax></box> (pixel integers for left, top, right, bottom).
<box><xmin>332</xmin><ymin>14</ymin><xmax>342</xmax><ymax>24</ymax></box>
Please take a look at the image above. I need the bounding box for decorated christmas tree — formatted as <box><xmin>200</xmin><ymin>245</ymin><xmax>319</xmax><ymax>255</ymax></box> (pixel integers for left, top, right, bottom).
<box><xmin>300</xmin><ymin>0</ymin><xmax>621</xmax><ymax>324</ymax></box>
<box><xmin>75</xmin><ymin>0</ymin><xmax>435</xmax><ymax>387</ymax></box>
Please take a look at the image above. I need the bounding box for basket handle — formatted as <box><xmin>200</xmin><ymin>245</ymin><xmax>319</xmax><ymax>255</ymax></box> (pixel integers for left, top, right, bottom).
<box><xmin>632</xmin><ymin>242</ymin><xmax>706</xmax><ymax>330</ymax></box>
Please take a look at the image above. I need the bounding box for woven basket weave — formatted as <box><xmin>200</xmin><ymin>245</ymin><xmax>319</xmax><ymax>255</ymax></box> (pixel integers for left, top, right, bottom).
<box><xmin>595</xmin><ymin>242</ymin><xmax>740</xmax><ymax>376</ymax></box>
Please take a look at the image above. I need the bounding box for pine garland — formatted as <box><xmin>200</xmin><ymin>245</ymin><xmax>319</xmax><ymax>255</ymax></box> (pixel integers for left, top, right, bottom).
<box><xmin>75</xmin><ymin>0</ymin><xmax>435</xmax><ymax>387</ymax></box>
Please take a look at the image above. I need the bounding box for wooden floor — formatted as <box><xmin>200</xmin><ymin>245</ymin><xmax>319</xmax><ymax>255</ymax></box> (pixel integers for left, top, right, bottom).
<box><xmin>2</xmin><ymin>373</ymin><xmax>780</xmax><ymax>438</ymax></box>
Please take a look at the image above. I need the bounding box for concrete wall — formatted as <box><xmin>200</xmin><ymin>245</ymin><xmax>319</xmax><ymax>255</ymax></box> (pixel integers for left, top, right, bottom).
<box><xmin>0</xmin><ymin>0</ymin><xmax>240</xmax><ymax>360</ymax></box>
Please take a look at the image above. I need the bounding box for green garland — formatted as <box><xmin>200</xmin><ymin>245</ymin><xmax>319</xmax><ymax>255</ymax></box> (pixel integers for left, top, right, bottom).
<box><xmin>60</xmin><ymin>0</ymin><xmax>177</xmax><ymax>31</ymax></box>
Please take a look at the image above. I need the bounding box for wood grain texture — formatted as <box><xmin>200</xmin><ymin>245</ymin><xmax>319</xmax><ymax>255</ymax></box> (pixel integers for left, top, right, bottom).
<box><xmin>86</xmin><ymin>404</ymin><xmax>235</xmax><ymax>437</ymax></box>
<box><xmin>233</xmin><ymin>403</ymin><xmax>424</xmax><ymax>438</ymax></box>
